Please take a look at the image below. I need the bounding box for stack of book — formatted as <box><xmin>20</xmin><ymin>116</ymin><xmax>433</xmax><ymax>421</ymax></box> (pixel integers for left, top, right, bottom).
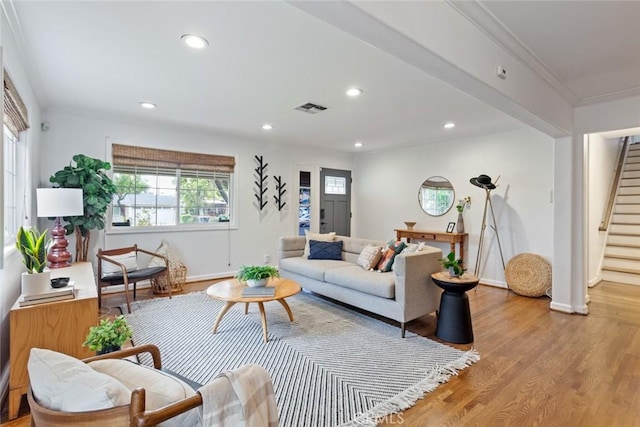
<box><xmin>18</xmin><ymin>284</ymin><xmax>76</xmax><ymax>307</ymax></box>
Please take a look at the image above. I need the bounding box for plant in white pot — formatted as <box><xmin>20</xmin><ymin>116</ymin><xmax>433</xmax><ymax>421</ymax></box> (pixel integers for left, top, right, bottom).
<box><xmin>16</xmin><ymin>226</ymin><xmax>52</xmax><ymax>295</ymax></box>
<box><xmin>235</xmin><ymin>265</ymin><xmax>279</xmax><ymax>287</ymax></box>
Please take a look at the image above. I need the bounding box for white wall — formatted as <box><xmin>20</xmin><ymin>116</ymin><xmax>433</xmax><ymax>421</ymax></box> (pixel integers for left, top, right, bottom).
<box><xmin>586</xmin><ymin>134</ymin><xmax>620</xmax><ymax>285</ymax></box>
<box><xmin>0</xmin><ymin>18</ymin><xmax>43</xmax><ymax>395</ymax></box>
<box><xmin>39</xmin><ymin>110</ymin><xmax>353</xmax><ymax>279</ymax></box>
<box><xmin>352</xmin><ymin>126</ymin><xmax>554</xmax><ymax>286</ymax></box>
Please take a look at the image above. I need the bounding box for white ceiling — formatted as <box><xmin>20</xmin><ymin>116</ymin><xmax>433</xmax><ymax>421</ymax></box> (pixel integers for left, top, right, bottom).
<box><xmin>5</xmin><ymin>1</ymin><xmax>640</xmax><ymax>152</ymax></box>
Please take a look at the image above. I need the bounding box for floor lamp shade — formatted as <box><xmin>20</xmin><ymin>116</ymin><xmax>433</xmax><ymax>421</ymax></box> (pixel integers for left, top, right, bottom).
<box><xmin>36</xmin><ymin>188</ymin><xmax>84</xmax><ymax>268</ymax></box>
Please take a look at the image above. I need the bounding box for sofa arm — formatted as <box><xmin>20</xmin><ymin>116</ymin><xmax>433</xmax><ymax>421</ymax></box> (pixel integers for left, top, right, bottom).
<box><xmin>393</xmin><ymin>247</ymin><xmax>443</xmax><ymax>320</ymax></box>
<box><xmin>278</xmin><ymin>236</ymin><xmax>305</xmax><ymax>260</ymax></box>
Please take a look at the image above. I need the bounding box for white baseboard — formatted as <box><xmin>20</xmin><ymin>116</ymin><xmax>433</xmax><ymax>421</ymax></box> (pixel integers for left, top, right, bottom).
<box><xmin>0</xmin><ymin>364</ymin><xmax>9</xmax><ymax>413</ymax></box>
<box><xmin>100</xmin><ymin>271</ymin><xmax>235</xmax><ymax>295</ymax></box>
<box><xmin>550</xmin><ymin>301</ymin><xmax>574</xmax><ymax>313</ymax></box>
<box><xmin>478</xmin><ymin>278</ymin><xmax>508</xmax><ymax>289</ymax></box>
<box><xmin>588</xmin><ymin>276</ymin><xmax>602</xmax><ymax>287</ymax></box>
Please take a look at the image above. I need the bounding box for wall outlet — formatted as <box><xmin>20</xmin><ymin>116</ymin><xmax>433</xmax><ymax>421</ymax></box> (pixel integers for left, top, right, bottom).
<box><xmin>264</xmin><ymin>254</ymin><xmax>271</xmax><ymax>264</ymax></box>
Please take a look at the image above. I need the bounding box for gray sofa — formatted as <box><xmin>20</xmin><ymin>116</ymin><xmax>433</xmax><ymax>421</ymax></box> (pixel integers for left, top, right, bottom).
<box><xmin>278</xmin><ymin>235</ymin><xmax>443</xmax><ymax>337</ymax></box>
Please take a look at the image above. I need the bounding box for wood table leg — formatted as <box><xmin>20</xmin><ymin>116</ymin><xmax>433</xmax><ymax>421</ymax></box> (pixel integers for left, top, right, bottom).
<box><xmin>257</xmin><ymin>302</ymin><xmax>268</xmax><ymax>342</ymax></box>
<box><xmin>212</xmin><ymin>302</ymin><xmax>236</xmax><ymax>334</ymax></box>
<box><xmin>8</xmin><ymin>389</ymin><xmax>21</xmax><ymax>420</ymax></box>
<box><xmin>277</xmin><ymin>298</ymin><xmax>295</xmax><ymax>321</ymax></box>
<box><xmin>244</xmin><ymin>302</ymin><xmax>249</xmax><ymax>314</ymax></box>
<box><xmin>459</xmin><ymin>236</ymin><xmax>466</xmax><ymax>269</ymax></box>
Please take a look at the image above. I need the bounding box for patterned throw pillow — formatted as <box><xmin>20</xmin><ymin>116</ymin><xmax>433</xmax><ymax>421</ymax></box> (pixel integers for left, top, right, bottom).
<box><xmin>376</xmin><ymin>240</ymin><xmax>407</xmax><ymax>272</ymax></box>
<box><xmin>303</xmin><ymin>230</ymin><xmax>336</xmax><ymax>257</ymax></box>
<box><xmin>357</xmin><ymin>245</ymin><xmax>383</xmax><ymax>270</ymax></box>
<box><xmin>308</xmin><ymin>240</ymin><xmax>343</xmax><ymax>260</ymax></box>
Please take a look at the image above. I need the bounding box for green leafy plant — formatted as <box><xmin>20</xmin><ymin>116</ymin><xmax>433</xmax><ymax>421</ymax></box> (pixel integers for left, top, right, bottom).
<box><xmin>49</xmin><ymin>154</ymin><xmax>118</xmax><ymax>262</ymax></box>
<box><xmin>83</xmin><ymin>315</ymin><xmax>132</xmax><ymax>353</ymax></box>
<box><xmin>15</xmin><ymin>226</ymin><xmax>51</xmax><ymax>273</ymax></box>
<box><xmin>438</xmin><ymin>251</ymin><xmax>466</xmax><ymax>276</ymax></box>
<box><xmin>456</xmin><ymin>196</ymin><xmax>471</xmax><ymax>213</ymax></box>
<box><xmin>235</xmin><ymin>265</ymin><xmax>280</xmax><ymax>282</ymax></box>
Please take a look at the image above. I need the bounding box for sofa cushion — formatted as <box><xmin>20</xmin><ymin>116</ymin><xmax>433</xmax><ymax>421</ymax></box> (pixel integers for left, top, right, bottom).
<box><xmin>357</xmin><ymin>244</ymin><xmax>383</xmax><ymax>270</ymax></box>
<box><xmin>376</xmin><ymin>241</ymin><xmax>407</xmax><ymax>272</ymax></box>
<box><xmin>89</xmin><ymin>359</ymin><xmax>199</xmax><ymax>427</ymax></box>
<box><xmin>303</xmin><ymin>231</ymin><xmax>336</xmax><ymax>257</ymax></box>
<box><xmin>308</xmin><ymin>240</ymin><xmax>343</xmax><ymax>260</ymax></box>
<box><xmin>325</xmin><ymin>265</ymin><xmax>395</xmax><ymax>299</ymax></box>
<box><xmin>102</xmin><ymin>251</ymin><xmax>138</xmax><ymax>276</ymax></box>
<box><xmin>28</xmin><ymin>348</ymin><xmax>132</xmax><ymax>412</ymax></box>
<box><xmin>280</xmin><ymin>257</ymin><xmax>352</xmax><ymax>281</ymax></box>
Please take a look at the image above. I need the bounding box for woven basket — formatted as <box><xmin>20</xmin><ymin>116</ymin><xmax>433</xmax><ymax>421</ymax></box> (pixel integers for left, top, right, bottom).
<box><xmin>505</xmin><ymin>253</ymin><xmax>551</xmax><ymax>297</ymax></box>
<box><xmin>151</xmin><ymin>264</ymin><xmax>187</xmax><ymax>294</ymax></box>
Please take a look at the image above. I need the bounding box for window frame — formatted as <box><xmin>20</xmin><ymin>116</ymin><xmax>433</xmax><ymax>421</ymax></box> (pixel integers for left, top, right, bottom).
<box><xmin>107</xmin><ymin>148</ymin><xmax>238</xmax><ymax>234</ymax></box>
<box><xmin>3</xmin><ymin>124</ymin><xmax>19</xmax><ymax>247</ymax></box>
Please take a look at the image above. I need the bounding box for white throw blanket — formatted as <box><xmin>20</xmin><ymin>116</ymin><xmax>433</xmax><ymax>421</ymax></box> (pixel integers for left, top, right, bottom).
<box><xmin>198</xmin><ymin>364</ymin><xmax>278</xmax><ymax>427</ymax></box>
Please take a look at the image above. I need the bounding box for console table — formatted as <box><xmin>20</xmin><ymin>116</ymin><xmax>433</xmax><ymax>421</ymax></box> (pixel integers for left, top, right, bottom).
<box><xmin>8</xmin><ymin>262</ymin><xmax>98</xmax><ymax>420</ymax></box>
<box><xmin>395</xmin><ymin>228</ymin><xmax>467</xmax><ymax>265</ymax></box>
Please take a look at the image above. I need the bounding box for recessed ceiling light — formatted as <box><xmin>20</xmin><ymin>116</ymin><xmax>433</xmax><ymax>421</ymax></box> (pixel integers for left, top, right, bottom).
<box><xmin>346</xmin><ymin>88</ymin><xmax>363</xmax><ymax>97</ymax></box>
<box><xmin>354</xmin><ymin>142</ymin><xmax>363</xmax><ymax>148</ymax></box>
<box><xmin>181</xmin><ymin>34</ymin><xmax>209</xmax><ymax>49</ymax></box>
<box><xmin>262</xmin><ymin>124</ymin><xmax>273</xmax><ymax>130</ymax></box>
<box><xmin>443</xmin><ymin>122</ymin><xmax>456</xmax><ymax>129</ymax></box>
<box><xmin>139</xmin><ymin>102</ymin><xmax>156</xmax><ymax>109</ymax></box>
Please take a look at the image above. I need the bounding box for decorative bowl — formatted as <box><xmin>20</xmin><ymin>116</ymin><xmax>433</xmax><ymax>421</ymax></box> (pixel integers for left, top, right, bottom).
<box><xmin>404</xmin><ymin>221</ymin><xmax>417</xmax><ymax>230</ymax></box>
<box><xmin>50</xmin><ymin>277</ymin><xmax>70</xmax><ymax>288</ymax></box>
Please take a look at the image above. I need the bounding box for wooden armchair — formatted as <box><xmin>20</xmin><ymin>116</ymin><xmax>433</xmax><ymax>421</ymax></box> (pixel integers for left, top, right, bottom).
<box><xmin>28</xmin><ymin>344</ymin><xmax>205</xmax><ymax>427</ymax></box>
<box><xmin>97</xmin><ymin>244</ymin><xmax>169</xmax><ymax>313</ymax></box>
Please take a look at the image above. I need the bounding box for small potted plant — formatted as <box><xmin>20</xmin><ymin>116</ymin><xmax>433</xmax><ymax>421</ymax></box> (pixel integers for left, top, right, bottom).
<box><xmin>235</xmin><ymin>265</ymin><xmax>280</xmax><ymax>287</ymax></box>
<box><xmin>83</xmin><ymin>315</ymin><xmax>132</xmax><ymax>354</ymax></box>
<box><xmin>438</xmin><ymin>251</ymin><xmax>466</xmax><ymax>278</ymax></box>
<box><xmin>16</xmin><ymin>226</ymin><xmax>51</xmax><ymax>295</ymax></box>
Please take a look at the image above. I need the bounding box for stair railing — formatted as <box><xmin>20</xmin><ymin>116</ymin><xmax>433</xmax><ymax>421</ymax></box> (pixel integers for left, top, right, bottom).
<box><xmin>599</xmin><ymin>136</ymin><xmax>630</xmax><ymax>231</ymax></box>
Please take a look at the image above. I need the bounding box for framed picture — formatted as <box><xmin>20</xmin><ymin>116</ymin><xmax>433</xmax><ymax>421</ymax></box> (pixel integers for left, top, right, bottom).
<box><xmin>446</xmin><ymin>222</ymin><xmax>456</xmax><ymax>233</ymax></box>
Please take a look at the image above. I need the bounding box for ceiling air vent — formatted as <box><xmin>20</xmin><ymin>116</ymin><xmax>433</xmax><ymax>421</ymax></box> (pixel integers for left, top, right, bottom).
<box><xmin>293</xmin><ymin>102</ymin><xmax>328</xmax><ymax>114</ymax></box>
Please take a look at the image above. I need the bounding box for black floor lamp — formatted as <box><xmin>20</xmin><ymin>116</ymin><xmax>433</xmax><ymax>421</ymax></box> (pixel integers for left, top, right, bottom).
<box><xmin>470</xmin><ymin>174</ymin><xmax>506</xmax><ymax>276</ymax></box>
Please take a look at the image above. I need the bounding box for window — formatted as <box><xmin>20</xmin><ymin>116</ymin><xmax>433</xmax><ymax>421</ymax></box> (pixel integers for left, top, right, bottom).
<box><xmin>324</xmin><ymin>176</ymin><xmax>346</xmax><ymax>195</ymax></box>
<box><xmin>3</xmin><ymin>125</ymin><xmax>18</xmax><ymax>245</ymax></box>
<box><xmin>111</xmin><ymin>144</ymin><xmax>235</xmax><ymax>228</ymax></box>
<box><xmin>3</xmin><ymin>71</ymin><xmax>29</xmax><ymax>248</ymax></box>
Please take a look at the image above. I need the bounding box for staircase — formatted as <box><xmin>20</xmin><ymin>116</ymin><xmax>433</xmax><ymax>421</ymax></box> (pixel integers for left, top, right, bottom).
<box><xmin>602</xmin><ymin>142</ymin><xmax>640</xmax><ymax>285</ymax></box>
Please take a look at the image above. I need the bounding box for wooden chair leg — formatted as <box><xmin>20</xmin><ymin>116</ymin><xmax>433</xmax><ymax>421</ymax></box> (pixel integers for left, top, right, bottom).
<box><xmin>133</xmin><ymin>283</ymin><xmax>137</xmax><ymax>300</ymax></box>
<box><xmin>123</xmin><ymin>279</ymin><xmax>132</xmax><ymax>314</ymax></box>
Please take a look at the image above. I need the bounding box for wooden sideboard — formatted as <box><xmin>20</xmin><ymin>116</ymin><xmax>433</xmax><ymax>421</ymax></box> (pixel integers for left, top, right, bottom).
<box><xmin>395</xmin><ymin>228</ymin><xmax>467</xmax><ymax>266</ymax></box>
<box><xmin>8</xmin><ymin>262</ymin><xmax>98</xmax><ymax>420</ymax></box>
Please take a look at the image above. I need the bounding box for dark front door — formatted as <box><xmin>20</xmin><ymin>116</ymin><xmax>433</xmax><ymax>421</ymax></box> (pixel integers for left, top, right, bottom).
<box><xmin>319</xmin><ymin>168</ymin><xmax>351</xmax><ymax>236</ymax></box>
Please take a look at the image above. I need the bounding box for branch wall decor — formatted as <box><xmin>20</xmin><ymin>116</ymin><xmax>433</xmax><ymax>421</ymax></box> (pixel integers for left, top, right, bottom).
<box><xmin>254</xmin><ymin>155</ymin><xmax>268</xmax><ymax>210</ymax></box>
<box><xmin>273</xmin><ymin>175</ymin><xmax>287</xmax><ymax>211</ymax></box>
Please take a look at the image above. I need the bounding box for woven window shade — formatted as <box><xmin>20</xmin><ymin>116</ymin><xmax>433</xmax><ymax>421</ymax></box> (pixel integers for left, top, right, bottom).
<box><xmin>3</xmin><ymin>71</ymin><xmax>29</xmax><ymax>136</ymax></box>
<box><xmin>112</xmin><ymin>144</ymin><xmax>235</xmax><ymax>173</ymax></box>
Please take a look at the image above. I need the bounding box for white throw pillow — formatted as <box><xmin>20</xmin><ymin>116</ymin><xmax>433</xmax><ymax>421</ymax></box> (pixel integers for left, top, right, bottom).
<box><xmin>357</xmin><ymin>245</ymin><xmax>383</xmax><ymax>270</ymax></box>
<box><xmin>303</xmin><ymin>230</ymin><xmax>336</xmax><ymax>257</ymax></box>
<box><xmin>28</xmin><ymin>348</ymin><xmax>131</xmax><ymax>412</ymax></box>
<box><xmin>89</xmin><ymin>359</ymin><xmax>200</xmax><ymax>427</ymax></box>
<box><xmin>102</xmin><ymin>251</ymin><xmax>138</xmax><ymax>276</ymax></box>
<box><xmin>148</xmin><ymin>240</ymin><xmax>183</xmax><ymax>269</ymax></box>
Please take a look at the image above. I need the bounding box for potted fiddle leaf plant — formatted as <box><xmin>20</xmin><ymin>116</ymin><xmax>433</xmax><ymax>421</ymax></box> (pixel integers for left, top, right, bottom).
<box><xmin>235</xmin><ymin>265</ymin><xmax>279</xmax><ymax>287</ymax></box>
<box><xmin>438</xmin><ymin>251</ymin><xmax>466</xmax><ymax>278</ymax></box>
<box><xmin>49</xmin><ymin>154</ymin><xmax>118</xmax><ymax>262</ymax></box>
<box><xmin>83</xmin><ymin>315</ymin><xmax>132</xmax><ymax>355</ymax></box>
<box><xmin>16</xmin><ymin>226</ymin><xmax>51</xmax><ymax>295</ymax></box>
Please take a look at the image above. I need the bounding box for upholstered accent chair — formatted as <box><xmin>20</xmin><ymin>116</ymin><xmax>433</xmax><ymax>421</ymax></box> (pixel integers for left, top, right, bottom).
<box><xmin>97</xmin><ymin>244</ymin><xmax>169</xmax><ymax>313</ymax></box>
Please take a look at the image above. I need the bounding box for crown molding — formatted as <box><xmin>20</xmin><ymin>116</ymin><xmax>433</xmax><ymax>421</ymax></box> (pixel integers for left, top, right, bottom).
<box><xmin>575</xmin><ymin>86</ymin><xmax>640</xmax><ymax>107</ymax></box>
<box><xmin>448</xmin><ymin>0</ymin><xmax>579</xmax><ymax>106</ymax></box>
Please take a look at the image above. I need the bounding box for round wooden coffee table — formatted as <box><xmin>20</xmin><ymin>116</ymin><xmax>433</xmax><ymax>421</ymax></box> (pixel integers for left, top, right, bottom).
<box><xmin>206</xmin><ymin>278</ymin><xmax>301</xmax><ymax>343</ymax></box>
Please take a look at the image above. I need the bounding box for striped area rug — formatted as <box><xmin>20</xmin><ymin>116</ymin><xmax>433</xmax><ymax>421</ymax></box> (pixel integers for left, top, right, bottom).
<box><xmin>124</xmin><ymin>291</ymin><xmax>479</xmax><ymax>426</ymax></box>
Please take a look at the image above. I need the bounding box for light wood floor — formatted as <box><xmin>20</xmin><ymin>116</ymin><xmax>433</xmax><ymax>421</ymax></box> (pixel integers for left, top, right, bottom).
<box><xmin>3</xmin><ymin>280</ymin><xmax>640</xmax><ymax>426</ymax></box>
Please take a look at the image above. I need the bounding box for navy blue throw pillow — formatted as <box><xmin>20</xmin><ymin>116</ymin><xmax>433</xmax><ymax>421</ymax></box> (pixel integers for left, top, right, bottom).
<box><xmin>308</xmin><ymin>240</ymin><xmax>343</xmax><ymax>260</ymax></box>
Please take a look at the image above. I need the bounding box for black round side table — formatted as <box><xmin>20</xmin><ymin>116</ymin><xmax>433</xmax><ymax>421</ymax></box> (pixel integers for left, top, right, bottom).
<box><xmin>431</xmin><ymin>272</ymin><xmax>479</xmax><ymax>344</ymax></box>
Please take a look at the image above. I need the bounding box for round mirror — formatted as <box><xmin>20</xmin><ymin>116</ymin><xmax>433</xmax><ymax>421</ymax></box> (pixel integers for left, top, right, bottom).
<box><xmin>418</xmin><ymin>176</ymin><xmax>455</xmax><ymax>216</ymax></box>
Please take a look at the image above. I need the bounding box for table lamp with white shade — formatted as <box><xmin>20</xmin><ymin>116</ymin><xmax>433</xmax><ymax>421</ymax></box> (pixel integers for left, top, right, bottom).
<box><xmin>36</xmin><ymin>188</ymin><xmax>84</xmax><ymax>269</ymax></box>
